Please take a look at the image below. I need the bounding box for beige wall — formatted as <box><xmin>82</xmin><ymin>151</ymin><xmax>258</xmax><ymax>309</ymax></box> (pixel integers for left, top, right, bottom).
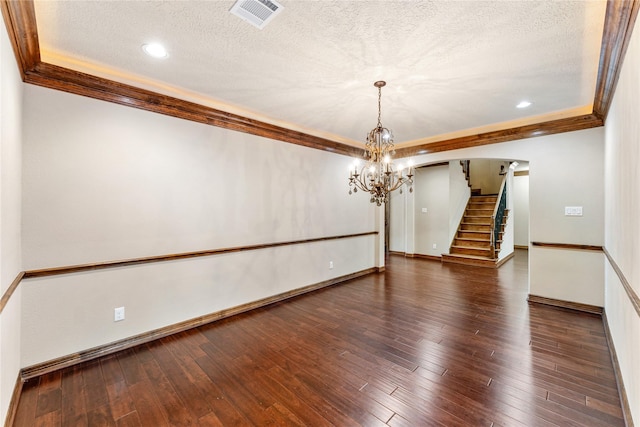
<box><xmin>20</xmin><ymin>84</ymin><xmax>377</xmax><ymax>366</ymax></box>
<box><xmin>604</xmin><ymin>14</ymin><xmax>640</xmax><ymax>424</ymax></box>
<box><xmin>0</xmin><ymin>20</ymin><xmax>24</xmax><ymax>424</ymax></box>
<box><xmin>414</xmin><ymin>165</ymin><xmax>450</xmax><ymax>256</ymax></box>
<box><xmin>389</xmin><ymin>185</ymin><xmax>406</xmax><ymax>253</ymax></box>
<box><xmin>468</xmin><ymin>159</ymin><xmax>507</xmax><ymax>194</ymax></box>
<box><xmin>448</xmin><ymin>161</ymin><xmax>471</xmax><ymax>246</ymax></box>
<box><xmin>513</xmin><ymin>174</ymin><xmax>530</xmax><ymax>247</ymax></box>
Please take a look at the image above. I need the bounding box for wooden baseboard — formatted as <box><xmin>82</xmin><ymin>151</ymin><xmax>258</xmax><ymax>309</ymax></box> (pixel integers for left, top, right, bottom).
<box><xmin>4</xmin><ymin>374</ymin><xmax>23</xmax><ymax>427</ymax></box>
<box><xmin>514</xmin><ymin>245</ymin><xmax>529</xmax><ymax>250</ymax></box>
<box><xmin>20</xmin><ymin>267</ymin><xmax>376</xmax><ymax>380</ymax></box>
<box><xmin>412</xmin><ymin>253</ymin><xmax>442</xmax><ymax>262</ymax></box>
<box><xmin>389</xmin><ymin>252</ymin><xmax>441</xmax><ymax>262</ymax></box>
<box><xmin>602</xmin><ymin>311</ymin><xmax>634</xmax><ymax>427</ymax></box>
<box><xmin>376</xmin><ymin>266</ymin><xmax>386</xmax><ymax>273</ymax></box>
<box><xmin>527</xmin><ymin>294</ymin><xmax>603</xmax><ymax>315</ymax></box>
<box><xmin>496</xmin><ymin>251</ymin><xmax>515</xmax><ymax>267</ymax></box>
<box><xmin>441</xmin><ymin>254</ymin><xmax>498</xmax><ymax>268</ymax></box>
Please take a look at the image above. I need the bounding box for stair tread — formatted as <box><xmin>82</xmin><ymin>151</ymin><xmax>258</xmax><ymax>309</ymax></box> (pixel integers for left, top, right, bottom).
<box><xmin>443</xmin><ymin>253</ymin><xmax>497</xmax><ymax>261</ymax></box>
<box><xmin>452</xmin><ymin>245</ymin><xmax>491</xmax><ymax>250</ymax></box>
<box><xmin>455</xmin><ymin>238</ymin><xmax>490</xmax><ymax>243</ymax></box>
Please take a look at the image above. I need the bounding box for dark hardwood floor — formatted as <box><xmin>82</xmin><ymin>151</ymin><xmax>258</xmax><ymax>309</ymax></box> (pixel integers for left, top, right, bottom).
<box><xmin>12</xmin><ymin>250</ymin><xmax>624</xmax><ymax>426</ymax></box>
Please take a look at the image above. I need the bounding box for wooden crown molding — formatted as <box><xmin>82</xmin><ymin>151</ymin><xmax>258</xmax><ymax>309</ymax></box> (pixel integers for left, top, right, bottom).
<box><xmin>594</xmin><ymin>0</ymin><xmax>640</xmax><ymax>120</ymax></box>
<box><xmin>0</xmin><ymin>0</ymin><xmax>39</xmax><ymax>79</ymax></box>
<box><xmin>26</xmin><ymin>63</ymin><xmax>363</xmax><ymax>157</ymax></box>
<box><xmin>394</xmin><ymin>114</ymin><xmax>603</xmax><ymax>158</ymax></box>
<box><xmin>1</xmin><ymin>0</ymin><xmax>637</xmax><ymax>155</ymax></box>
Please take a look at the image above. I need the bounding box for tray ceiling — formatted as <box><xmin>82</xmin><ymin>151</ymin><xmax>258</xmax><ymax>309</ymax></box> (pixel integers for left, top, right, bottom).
<box><xmin>30</xmin><ymin>0</ymin><xmax>607</xmax><ymax>149</ymax></box>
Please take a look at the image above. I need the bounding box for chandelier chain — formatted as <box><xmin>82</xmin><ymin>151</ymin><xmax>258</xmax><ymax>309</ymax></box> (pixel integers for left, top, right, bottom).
<box><xmin>377</xmin><ymin>85</ymin><xmax>382</xmax><ymax>128</ymax></box>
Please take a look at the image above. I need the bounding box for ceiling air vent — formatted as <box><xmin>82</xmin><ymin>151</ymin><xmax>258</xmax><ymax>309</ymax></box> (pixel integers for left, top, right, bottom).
<box><xmin>230</xmin><ymin>0</ymin><xmax>284</xmax><ymax>29</ymax></box>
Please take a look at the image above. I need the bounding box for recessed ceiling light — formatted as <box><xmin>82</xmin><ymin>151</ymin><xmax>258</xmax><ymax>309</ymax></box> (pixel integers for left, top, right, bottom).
<box><xmin>142</xmin><ymin>43</ymin><xmax>168</xmax><ymax>58</ymax></box>
<box><xmin>516</xmin><ymin>101</ymin><xmax>532</xmax><ymax>109</ymax></box>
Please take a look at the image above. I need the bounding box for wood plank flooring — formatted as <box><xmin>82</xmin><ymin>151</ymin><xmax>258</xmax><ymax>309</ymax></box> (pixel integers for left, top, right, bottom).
<box><xmin>12</xmin><ymin>250</ymin><xmax>625</xmax><ymax>426</ymax></box>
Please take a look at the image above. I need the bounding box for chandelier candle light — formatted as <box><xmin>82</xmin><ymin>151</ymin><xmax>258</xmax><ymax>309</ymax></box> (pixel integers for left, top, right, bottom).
<box><xmin>348</xmin><ymin>81</ymin><xmax>413</xmax><ymax>206</ymax></box>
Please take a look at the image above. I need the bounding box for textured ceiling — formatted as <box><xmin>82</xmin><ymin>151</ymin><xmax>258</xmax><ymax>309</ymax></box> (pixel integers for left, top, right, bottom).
<box><xmin>33</xmin><ymin>0</ymin><xmax>607</xmax><ymax>147</ymax></box>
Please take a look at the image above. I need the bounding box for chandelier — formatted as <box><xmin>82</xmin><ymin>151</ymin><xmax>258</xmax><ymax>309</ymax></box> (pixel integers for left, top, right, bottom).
<box><xmin>348</xmin><ymin>81</ymin><xmax>413</xmax><ymax>206</ymax></box>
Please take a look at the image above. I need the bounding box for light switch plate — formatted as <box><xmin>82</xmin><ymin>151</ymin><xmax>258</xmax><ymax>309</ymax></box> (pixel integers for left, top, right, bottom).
<box><xmin>564</xmin><ymin>206</ymin><xmax>583</xmax><ymax>216</ymax></box>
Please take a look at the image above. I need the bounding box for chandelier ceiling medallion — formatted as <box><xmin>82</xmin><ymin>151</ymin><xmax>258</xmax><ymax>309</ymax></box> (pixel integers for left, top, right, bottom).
<box><xmin>349</xmin><ymin>81</ymin><xmax>413</xmax><ymax>206</ymax></box>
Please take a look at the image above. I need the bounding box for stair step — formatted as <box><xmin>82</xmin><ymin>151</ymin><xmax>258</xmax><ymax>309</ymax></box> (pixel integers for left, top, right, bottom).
<box><xmin>471</xmin><ymin>195</ymin><xmax>498</xmax><ymax>203</ymax></box>
<box><xmin>457</xmin><ymin>230</ymin><xmax>491</xmax><ymax>239</ymax></box>
<box><xmin>453</xmin><ymin>238</ymin><xmax>491</xmax><ymax>248</ymax></box>
<box><xmin>466</xmin><ymin>209</ymin><xmax>494</xmax><ymax>216</ymax></box>
<box><xmin>442</xmin><ymin>253</ymin><xmax>498</xmax><ymax>268</ymax></box>
<box><xmin>463</xmin><ymin>216</ymin><xmax>492</xmax><ymax>224</ymax></box>
<box><xmin>450</xmin><ymin>245</ymin><xmax>493</xmax><ymax>257</ymax></box>
<box><xmin>461</xmin><ymin>223</ymin><xmax>491</xmax><ymax>231</ymax></box>
<box><xmin>468</xmin><ymin>201</ymin><xmax>495</xmax><ymax>207</ymax></box>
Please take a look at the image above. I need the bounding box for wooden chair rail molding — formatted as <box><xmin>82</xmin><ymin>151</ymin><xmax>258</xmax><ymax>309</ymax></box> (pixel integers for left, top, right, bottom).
<box><xmin>530</xmin><ymin>241</ymin><xmax>604</xmax><ymax>251</ymax></box>
<box><xmin>604</xmin><ymin>247</ymin><xmax>640</xmax><ymax>318</ymax></box>
<box><xmin>1</xmin><ymin>0</ymin><xmax>639</xmax><ymax>157</ymax></box>
<box><xmin>0</xmin><ymin>231</ymin><xmax>378</xmax><ymax>315</ymax></box>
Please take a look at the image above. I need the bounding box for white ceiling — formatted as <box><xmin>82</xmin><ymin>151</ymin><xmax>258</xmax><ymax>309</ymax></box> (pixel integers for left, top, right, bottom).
<box><xmin>33</xmin><ymin>0</ymin><xmax>607</xmax><ymax>148</ymax></box>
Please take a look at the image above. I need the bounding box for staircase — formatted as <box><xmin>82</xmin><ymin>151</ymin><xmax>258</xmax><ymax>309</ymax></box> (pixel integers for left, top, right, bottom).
<box><xmin>442</xmin><ymin>195</ymin><xmax>508</xmax><ymax>268</ymax></box>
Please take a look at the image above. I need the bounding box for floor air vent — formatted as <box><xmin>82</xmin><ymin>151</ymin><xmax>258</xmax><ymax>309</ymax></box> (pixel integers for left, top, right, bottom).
<box><xmin>230</xmin><ymin>0</ymin><xmax>284</xmax><ymax>29</ymax></box>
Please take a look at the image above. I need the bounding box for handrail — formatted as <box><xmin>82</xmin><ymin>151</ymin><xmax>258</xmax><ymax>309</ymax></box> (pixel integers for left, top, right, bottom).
<box><xmin>490</xmin><ymin>174</ymin><xmax>508</xmax><ymax>259</ymax></box>
<box><xmin>460</xmin><ymin>160</ymin><xmax>470</xmax><ymax>183</ymax></box>
<box><xmin>491</xmin><ymin>174</ymin><xmax>508</xmax><ymax>220</ymax></box>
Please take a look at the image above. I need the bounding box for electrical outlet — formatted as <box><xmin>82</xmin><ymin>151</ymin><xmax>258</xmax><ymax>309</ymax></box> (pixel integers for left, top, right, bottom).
<box><xmin>432</xmin><ymin>243</ymin><xmax>437</xmax><ymax>249</ymax></box>
<box><xmin>329</xmin><ymin>261</ymin><xmax>334</xmax><ymax>269</ymax></box>
<box><xmin>114</xmin><ymin>306</ymin><xmax>125</xmax><ymax>322</ymax></box>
